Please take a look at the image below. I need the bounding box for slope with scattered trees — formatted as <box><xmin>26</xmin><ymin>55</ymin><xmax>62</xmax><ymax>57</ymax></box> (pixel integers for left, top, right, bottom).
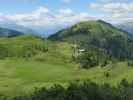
<box><xmin>49</xmin><ymin>20</ymin><xmax>133</xmax><ymax>68</ymax></box>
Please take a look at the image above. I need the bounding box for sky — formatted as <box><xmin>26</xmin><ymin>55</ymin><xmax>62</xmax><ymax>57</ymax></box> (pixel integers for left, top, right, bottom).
<box><xmin>0</xmin><ymin>0</ymin><xmax>132</xmax><ymax>35</ymax></box>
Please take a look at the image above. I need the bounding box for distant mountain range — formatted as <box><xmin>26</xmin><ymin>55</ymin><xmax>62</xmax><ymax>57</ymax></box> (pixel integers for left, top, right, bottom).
<box><xmin>115</xmin><ymin>22</ymin><xmax>133</xmax><ymax>35</ymax></box>
<box><xmin>0</xmin><ymin>22</ymin><xmax>36</xmax><ymax>35</ymax></box>
<box><xmin>0</xmin><ymin>22</ymin><xmax>65</xmax><ymax>37</ymax></box>
<box><xmin>0</xmin><ymin>26</ymin><xmax>23</xmax><ymax>37</ymax></box>
<box><xmin>0</xmin><ymin>20</ymin><xmax>132</xmax><ymax>37</ymax></box>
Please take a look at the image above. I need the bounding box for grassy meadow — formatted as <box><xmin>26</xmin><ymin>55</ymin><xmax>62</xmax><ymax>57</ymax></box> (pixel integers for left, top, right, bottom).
<box><xmin>0</xmin><ymin>35</ymin><xmax>132</xmax><ymax>98</ymax></box>
<box><xmin>0</xmin><ymin>59</ymin><xmax>132</xmax><ymax>96</ymax></box>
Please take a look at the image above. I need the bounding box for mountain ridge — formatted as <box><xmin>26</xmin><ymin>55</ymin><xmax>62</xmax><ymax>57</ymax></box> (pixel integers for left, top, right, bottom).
<box><xmin>0</xmin><ymin>26</ymin><xmax>23</xmax><ymax>37</ymax></box>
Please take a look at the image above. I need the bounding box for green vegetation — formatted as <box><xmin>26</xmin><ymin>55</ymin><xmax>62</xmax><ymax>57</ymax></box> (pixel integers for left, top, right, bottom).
<box><xmin>0</xmin><ymin>58</ymin><xmax>133</xmax><ymax>99</ymax></box>
<box><xmin>13</xmin><ymin>80</ymin><xmax>133</xmax><ymax>100</ymax></box>
<box><xmin>0</xmin><ymin>36</ymin><xmax>132</xmax><ymax>97</ymax></box>
<box><xmin>0</xmin><ymin>35</ymin><xmax>48</xmax><ymax>58</ymax></box>
<box><xmin>0</xmin><ymin>20</ymin><xmax>132</xmax><ymax>99</ymax></box>
<box><xmin>49</xmin><ymin>20</ymin><xmax>133</xmax><ymax>68</ymax></box>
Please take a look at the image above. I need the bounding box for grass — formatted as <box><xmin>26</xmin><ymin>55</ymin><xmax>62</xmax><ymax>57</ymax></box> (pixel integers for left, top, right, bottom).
<box><xmin>0</xmin><ymin>36</ymin><xmax>132</xmax><ymax>98</ymax></box>
<box><xmin>0</xmin><ymin>58</ymin><xmax>132</xmax><ymax>97</ymax></box>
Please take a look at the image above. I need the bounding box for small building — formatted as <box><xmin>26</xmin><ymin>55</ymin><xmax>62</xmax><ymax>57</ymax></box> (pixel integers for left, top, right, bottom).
<box><xmin>78</xmin><ymin>49</ymin><xmax>85</xmax><ymax>52</ymax></box>
<box><xmin>78</xmin><ymin>49</ymin><xmax>85</xmax><ymax>55</ymax></box>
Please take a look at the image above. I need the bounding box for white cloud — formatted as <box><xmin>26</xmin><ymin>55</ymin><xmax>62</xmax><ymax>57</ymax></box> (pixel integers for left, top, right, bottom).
<box><xmin>0</xmin><ymin>1</ymin><xmax>132</xmax><ymax>35</ymax></box>
<box><xmin>32</xmin><ymin>6</ymin><xmax>49</xmax><ymax>14</ymax></box>
<box><xmin>0</xmin><ymin>7</ymin><xmax>95</xmax><ymax>35</ymax></box>
<box><xmin>3</xmin><ymin>6</ymin><xmax>49</xmax><ymax>23</ymax></box>
<box><xmin>88</xmin><ymin>2</ymin><xmax>133</xmax><ymax>13</ymax></box>
<box><xmin>0</xmin><ymin>13</ymin><xmax>4</xmax><ymax>21</ymax></box>
<box><xmin>88</xmin><ymin>2</ymin><xmax>133</xmax><ymax>23</ymax></box>
<box><xmin>59</xmin><ymin>8</ymin><xmax>74</xmax><ymax>16</ymax></box>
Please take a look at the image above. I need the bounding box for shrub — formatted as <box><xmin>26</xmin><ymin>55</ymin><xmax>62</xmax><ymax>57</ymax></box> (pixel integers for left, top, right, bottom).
<box><xmin>78</xmin><ymin>52</ymin><xmax>98</xmax><ymax>69</ymax></box>
<box><xmin>13</xmin><ymin>79</ymin><xmax>133</xmax><ymax>100</ymax></box>
<box><xmin>127</xmin><ymin>61</ymin><xmax>133</xmax><ymax>67</ymax></box>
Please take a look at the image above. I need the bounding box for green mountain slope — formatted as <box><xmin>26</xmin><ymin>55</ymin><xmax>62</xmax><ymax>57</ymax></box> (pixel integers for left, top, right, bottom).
<box><xmin>49</xmin><ymin>20</ymin><xmax>128</xmax><ymax>41</ymax></box>
<box><xmin>49</xmin><ymin>20</ymin><xmax>133</xmax><ymax>61</ymax></box>
<box><xmin>0</xmin><ymin>27</ymin><xmax>23</xmax><ymax>37</ymax></box>
<box><xmin>0</xmin><ymin>26</ymin><xmax>132</xmax><ymax>97</ymax></box>
<box><xmin>0</xmin><ymin>35</ymin><xmax>49</xmax><ymax>58</ymax></box>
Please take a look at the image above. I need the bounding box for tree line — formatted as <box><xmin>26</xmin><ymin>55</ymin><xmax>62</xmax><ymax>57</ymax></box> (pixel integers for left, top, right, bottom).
<box><xmin>4</xmin><ymin>79</ymin><xmax>132</xmax><ymax>100</ymax></box>
<box><xmin>0</xmin><ymin>43</ymin><xmax>48</xmax><ymax>59</ymax></box>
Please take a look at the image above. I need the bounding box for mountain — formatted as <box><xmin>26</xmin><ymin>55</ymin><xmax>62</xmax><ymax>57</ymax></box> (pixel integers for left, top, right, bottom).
<box><xmin>0</xmin><ymin>21</ymin><xmax>66</xmax><ymax>37</ymax></box>
<box><xmin>0</xmin><ymin>27</ymin><xmax>23</xmax><ymax>37</ymax></box>
<box><xmin>116</xmin><ymin>22</ymin><xmax>133</xmax><ymax>35</ymax></box>
<box><xmin>49</xmin><ymin>20</ymin><xmax>133</xmax><ymax>62</ymax></box>
<box><xmin>49</xmin><ymin>20</ymin><xmax>130</xmax><ymax>42</ymax></box>
<box><xmin>0</xmin><ymin>22</ymin><xmax>36</xmax><ymax>35</ymax></box>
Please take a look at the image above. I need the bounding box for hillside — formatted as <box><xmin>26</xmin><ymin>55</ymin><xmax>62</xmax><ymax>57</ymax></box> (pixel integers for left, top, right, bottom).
<box><xmin>0</xmin><ymin>35</ymin><xmax>73</xmax><ymax>63</ymax></box>
<box><xmin>49</xmin><ymin>20</ymin><xmax>133</xmax><ymax>61</ymax></box>
<box><xmin>0</xmin><ymin>27</ymin><xmax>23</xmax><ymax>37</ymax></box>
<box><xmin>0</xmin><ymin>35</ymin><xmax>49</xmax><ymax>58</ymax></box>
<box><xmin>0</xmin><ymin>38</ymin><xmax>132</xmax><ymax>97</ymax></box>
<box><xmin>49</xmin><ymin>20</ymin><xmax>129</xmax><ymax>41</ymax></box>
<box><xmin>0</xmin><ymin>32</ymin><xmax>132</xmax><ymax>98</ymax></box>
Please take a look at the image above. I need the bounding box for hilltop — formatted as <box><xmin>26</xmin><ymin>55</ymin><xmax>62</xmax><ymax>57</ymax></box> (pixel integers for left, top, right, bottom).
<box><xmin>49</xmin><ymin>20</ymin><xmax>133</xmax><ymax>61</ymax></box>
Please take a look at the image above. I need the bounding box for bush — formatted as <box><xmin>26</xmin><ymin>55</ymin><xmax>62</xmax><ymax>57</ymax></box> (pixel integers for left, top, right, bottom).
<box><xmin>13</xmin><ymin>79</ymin><xmax>133</xmax><ymax>100</ymax></box>
<box><xmin>78</xmin><ymin>52</ymin><xmax>98</xmax><ymax>69</ymax></box>
<box><xmin>127</xmin><ymin>61</ymin><xmax>133</xmax><ymax>67</ymax></box>
<box><xmin>101</xmin><ymin>60</ymin><xmax>109</xmax><ymax>67</ymax></box>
